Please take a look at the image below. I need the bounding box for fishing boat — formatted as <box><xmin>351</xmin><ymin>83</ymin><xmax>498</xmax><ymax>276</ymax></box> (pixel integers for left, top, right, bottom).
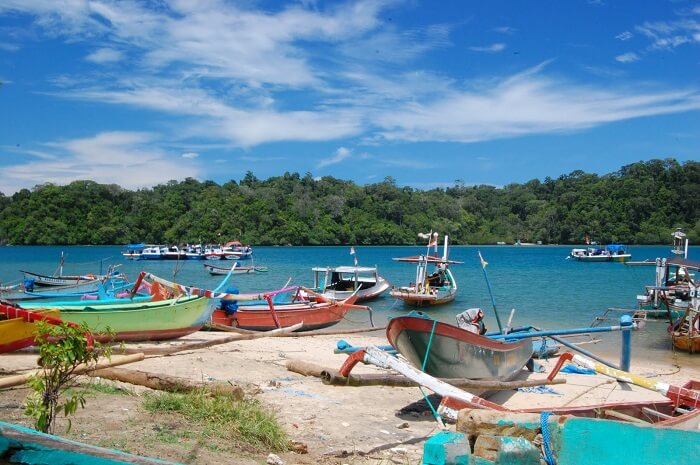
<box><xmin>25</xmin><ymin>294</ymin><xmax>213</xmax><ymax>342</ymax></box>
<box><xmin>390</xmin><ymin>232</ymin><xmax>462</xmax><ymax>307</ymax></box>
<box><xmin>0</xmin><ymin>271</ymin><xmax>131</xmax><ymax>302</ymax></box>
<box><xmin>310</xmin><ymin>265</ymin><xmax>389</xmax><ymax>302</ymax></box>
<box><xmin>670</xmin><ymin>281</ymin><xmax>700</xmax><ymax>353</ymax></box>
<box><xmin>386</xmin><ymin>314</ymin><xmax>534</xmax><ymax>380</ymax></box>
<box><xmin>213</xmin><ymin>289</ymin><xmax>364</xmax><ymax>332</ymax></box>
<box><xmin>121</xmin><ymin>243</ymin><xmax>146</xmax><ymax>259</ymax></box>
<box><xmin>203</xmin><ymin>262</ymin><xmax>268</xmax><ymax>275</ymax></box>
<box><xmin>0</xmin><ymin>305</ymin><xmax>63</xmax><ymax>353</ymax></box>
<box><xmin>20</xmin><ymin>252</ymin><xmax>112</xmax><ymax>287</ymax></box>
<box><xmin>570</xmin><ymin>244</ymin><xmax>631</xmax><ymax>262</ymax></box>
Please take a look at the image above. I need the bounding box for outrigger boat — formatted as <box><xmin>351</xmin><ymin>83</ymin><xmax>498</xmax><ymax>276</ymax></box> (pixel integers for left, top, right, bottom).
<box><xmin>20</xmin><ymin>252</ymin><xmax>112</xmax><ymax>287</ymax></box>
<box><xmin>203</xmin><ymin>262</ymin><xmax>268</xmax><ymax>275</ymax></box>
<box><xmin>670</xmin><ymin>281</ymin><xmax>700</xmax><ymax>353</ymax></box>
<box><xmin>569</xmin><ymin>244</ymin><xmax>631</xmax><ymax>262</ymax></box>
<box><xmin>390</xmin><ymin>232</ymin><xmax>462</xmax><ymax>307</ymax></box>
<box><xmin>310</xmin><ymin>264</ymin><xmax>390</xmax><ymax>302</ymax></box>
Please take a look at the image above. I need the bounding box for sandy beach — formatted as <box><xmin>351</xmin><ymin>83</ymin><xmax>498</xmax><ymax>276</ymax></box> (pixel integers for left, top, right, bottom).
<box><xmin>1</xmin><ymin>327</ymin><xmax>699</xmax><ymax>465</ymax></box>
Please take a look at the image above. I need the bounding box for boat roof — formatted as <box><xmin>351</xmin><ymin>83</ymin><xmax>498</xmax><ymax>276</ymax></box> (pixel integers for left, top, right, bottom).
<box><xmin>392</xmin><ymin>255</ymin><xmax>463</xmax><ymax>264</ymax></box>
<box><xmin>312</xmin><ymin>266</ymin><xmax>377</xmax><ymax>273</ymax></box>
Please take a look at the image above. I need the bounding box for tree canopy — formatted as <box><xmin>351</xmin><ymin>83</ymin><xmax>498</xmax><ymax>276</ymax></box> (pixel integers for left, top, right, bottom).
<box><xmin>0</xmin><ymin>159</ymin><xmax>697</xmax><ymax>246</ymax></box>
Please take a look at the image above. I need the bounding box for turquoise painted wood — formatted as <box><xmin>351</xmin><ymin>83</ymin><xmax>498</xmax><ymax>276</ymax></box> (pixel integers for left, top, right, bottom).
<box><xmin>558</xmin><ymin>417</ymin><xmax>700</xmax><ymax>465</ymax></box>
<box><xmin>422</xmin><ymin>431</ymin><xmax>469</xmax><ymax>465</ymax></box>
<box><xmin>0</xmin><ymin>421</ymin><xmax>180</xmax><ymax>465</ymax></box>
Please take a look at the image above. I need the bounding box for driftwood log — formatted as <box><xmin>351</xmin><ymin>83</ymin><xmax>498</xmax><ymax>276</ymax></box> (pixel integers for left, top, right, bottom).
<box><xmin>0</xmin><ymin>353</ymin><xmax>145</xmax><ymax>390</ymax></box>
<box><xmin>285</xmin><ymin>359</ymin><xmax>566</xmax><ymax>390</ymax></box>
<box><xmin>90</xmin><ymin>367</ymin><xmax>243</xmax><ymax>399</ymax></box>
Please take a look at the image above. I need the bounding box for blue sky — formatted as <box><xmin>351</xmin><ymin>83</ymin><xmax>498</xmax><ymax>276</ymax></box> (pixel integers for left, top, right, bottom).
<box><xmin>0</xmin><ymin>1</ymin><xmax>698</xmax><ymax>194</ymax></box>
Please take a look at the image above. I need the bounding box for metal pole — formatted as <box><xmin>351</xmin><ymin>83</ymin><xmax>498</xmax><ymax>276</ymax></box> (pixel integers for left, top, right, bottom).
<box><xmin>478</xmin><ymin>251</ymin><xmax>503</xmax><ymax>332</ymax></box>
<box><xmin>620</xmin><ymin>315</ymin><xmax>632</xmax><ymax>371</ymax></box>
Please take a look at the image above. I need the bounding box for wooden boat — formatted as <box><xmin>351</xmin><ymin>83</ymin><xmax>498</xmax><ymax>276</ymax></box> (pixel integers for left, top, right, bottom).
<box><xmin>390</xmin><ymin>232</ymin><xmax>462</xmax><ymax>307</ymax></box>
<box><xmin>386</xmin><ymin>314</ymin><xmax>534</xmax><ymax>380</ymax></box>
<box><xmin>213</xmin><ymin>290</ymin><xmax>363</xmax><ymax>332</ymax></box>
<box><xmin>0</xmin><ymin>273</ymin><xmax>132</xmax><ymax>302</ymax></box>
<box><xmin>20</xmin><ymin>252</ymin><xmax>113</xmax><ymax>287</ymax></box>
<box><xmin>203</xmin><ymin>262</ymin><xmax>268</xmax><ymax>275</ymax></box>
<box><xmin>0</xmin><ymin>420</ymin><xmax>179</xmax><ymax>465</ymax></box>
<box><xmin>570</xmin><ymin>244</ymin><xmax>631</xmax><ymax>262</ymax></box>
<box><xmin>310</xmin><ymin>265</ymin><xmax>389</xmax><ymax>302</ymax></box>
<box><xmin>0</xmin><ymin>305</ymin><xmax>63</xmax><ymax>353</ymax></box>
<box><xmin>670</xmin><ymin>281</ymin><xmax>700</xmax><ymax>353</ymax></box>
<box><xmin>25</xmin><ymin>294</ymin><xmax>213</xmax><ymax>343</ymax></box>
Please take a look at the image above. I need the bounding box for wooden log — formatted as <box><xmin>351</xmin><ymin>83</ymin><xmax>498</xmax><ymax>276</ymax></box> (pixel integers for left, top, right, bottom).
<box><xmin>286</xmin><ymin>358</ymin><xmax>566</xmax><ymax>389</ymax></box>
<box><xmin>0</xmin><ymin>353</ymin><xmax>145</xmax><ymax>390</ymax></box>
<box><xmin>456</xmin><ymin>409</ymin><xmax>546</xmax><ymax>441</ymax></box>
<box><xmin>90</xmin><ymin>367</ymin><xmax>243</xmax><ymax>399</ymax></box>
<box><xmin>119</xmin><ymin>323</ymin><xmax>304</xmax><ymax>356</ymax></box>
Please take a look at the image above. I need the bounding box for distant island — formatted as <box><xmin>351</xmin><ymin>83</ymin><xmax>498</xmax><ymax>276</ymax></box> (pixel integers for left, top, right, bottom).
<box><xmin>0</xmin><ymin>158</ymin><xmax>697</xmax><ymax>246</ymax></box>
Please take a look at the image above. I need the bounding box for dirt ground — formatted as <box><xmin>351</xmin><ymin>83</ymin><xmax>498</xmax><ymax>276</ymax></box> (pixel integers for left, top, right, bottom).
<box><xmin>1</xmin><ymin>329</ymin><xmax>699</xmax><ymax>465</ymax></box>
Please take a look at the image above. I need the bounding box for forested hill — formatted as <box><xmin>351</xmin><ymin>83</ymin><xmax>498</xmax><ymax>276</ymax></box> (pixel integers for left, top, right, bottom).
<box><xmin>0</xmin><ymin>158</ymin><xmax>697</xmax><ymax>246</ymax></box>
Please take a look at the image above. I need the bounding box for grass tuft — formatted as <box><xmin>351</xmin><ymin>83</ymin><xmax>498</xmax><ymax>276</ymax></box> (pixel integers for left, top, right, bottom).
<box><xmin>143</xmin><ymin>390</ymin><xmax>288</xmax><ymax>452</ymax></box>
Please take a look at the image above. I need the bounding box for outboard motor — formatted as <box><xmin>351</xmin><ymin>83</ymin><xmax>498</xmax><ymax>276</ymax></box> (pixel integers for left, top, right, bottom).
<box><xmin>220</xmin><ymin>287</ymin><xmax>239</xmax><ymax>315</ymax></box>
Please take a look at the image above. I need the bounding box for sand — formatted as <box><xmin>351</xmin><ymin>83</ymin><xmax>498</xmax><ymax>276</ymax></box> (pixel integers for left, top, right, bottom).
<box><xmin>1</xmin><ymin>329</ymin><xmax>699</xmax><ymax>465</ymax></box>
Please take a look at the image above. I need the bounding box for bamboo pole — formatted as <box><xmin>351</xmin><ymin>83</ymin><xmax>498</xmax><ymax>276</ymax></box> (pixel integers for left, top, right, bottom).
<box><xmin>0</xmin><ymin>353</ymin><xmax>145</xmax><ymax>390</ymax></box>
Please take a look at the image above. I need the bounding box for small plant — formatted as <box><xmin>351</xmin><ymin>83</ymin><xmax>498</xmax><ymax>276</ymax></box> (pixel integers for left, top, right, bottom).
<box><xmin>24</xmin><ymin>321</ymin><xmax>112</xmax><ymax>434</ymax></box>
<box><xmin>143</xmin><ymin>390</ymin><xmax>288</xmax><ymax>452</ymax></box>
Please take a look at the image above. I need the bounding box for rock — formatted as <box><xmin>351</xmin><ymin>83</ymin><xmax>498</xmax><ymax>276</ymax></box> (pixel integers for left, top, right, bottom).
<box><xmin>396</xmin><ymin>422</ymin><xmax>409</xmax><ymax>429</ymax></box>
<box><xmin>266</xmin><ymin>453</ymin><xmax>284</xmax><ymax>465</ymax></box>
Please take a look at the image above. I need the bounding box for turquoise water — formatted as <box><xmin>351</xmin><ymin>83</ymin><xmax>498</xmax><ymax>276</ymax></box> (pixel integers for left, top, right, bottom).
<box><xmin>1</xmin><ymin>244</ymin><xmax>697</xmax><ymax>367</ymax></box>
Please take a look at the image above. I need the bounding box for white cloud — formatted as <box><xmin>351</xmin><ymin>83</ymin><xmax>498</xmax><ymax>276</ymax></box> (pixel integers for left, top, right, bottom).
<box><xmin>181</xmin><ymin>152</ymin><xmax>199</xmax><ymax>159</ymax></box>
<box><xmin>615</xmin><ymin>52</ymin><xmax>640</xmax><ymax>63</ymax></box>
<box><xmin>494</xmin><ymin>26</ymin><xmax>515</xmax><ymax>35</ymax></box>
<box><xmin>0</xmin><ymin>42</ymin><xmax>20</xmax><ymax>51</ymax></box>
<box><xmin>1</xmin><ymin>132</ymin><xmax>199</xmax><ymax>194</ymax></box>
<box><xmin>372</xmin><ymin>62</ymin><xmax>700</xmax><ymax>144</ymax></box>
<box><xmin>469</xmin><ymin>43</ymin><xmax>506</xmax><ymax>53</ymax></box>
<box><xmin>319</xmin><ymin>146</ymin><xmax>351</xmax><ymax>167</ymax></box>
<box><xmin>85</xmin><ymin>48</ymin><xmax>124</xmax><ymax>63</ymax></box>
<box><xmin>615</xmin><ymin>31</ymin><xmax>633</xmax><ymax>41</ymax></box>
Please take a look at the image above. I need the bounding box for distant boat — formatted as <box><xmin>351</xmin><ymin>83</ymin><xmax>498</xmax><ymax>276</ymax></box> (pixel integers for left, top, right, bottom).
<box><xmin>203</xmin><ymin>262</ymin><xmax>268</xmax><ymax>275</ymax></box>
<box><xmin>122</xmin><ymin>243</ymin><xmax>146</xmax><ymax>259</ymax></box>
<box><xmin>20</xmin><ymin>252</ymin><xmax>111</xmax><ymax>287</ymax></box>
<box><xmin>390</xmin><ymin>232</ymin><xmax>462</xmax><ymax>307</ymax></box>
<box><xmin>570</xmin><ymin>244</ymin><xmax>631</xmax><ymax>262</ymax></box>
<box><xmin>672</xmin><ymin>228</ymin><xmax>689</xmax><ymax>258</ymax></box>
<box><xmin>309</xmin><ymin>263</ymin><xmax>390</xmax><ymax>302</ymax></box>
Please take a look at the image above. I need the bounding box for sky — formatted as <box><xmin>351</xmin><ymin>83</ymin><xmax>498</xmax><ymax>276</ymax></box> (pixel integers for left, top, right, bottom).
<box><xmin>0</xmin><ymin>0</ymin><xmax>698</xmax><ymax>194</ymax></box>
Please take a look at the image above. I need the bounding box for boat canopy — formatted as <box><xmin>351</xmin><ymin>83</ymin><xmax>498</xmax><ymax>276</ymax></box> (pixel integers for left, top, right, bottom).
<box><xmin>126</xmin><ymin>243</ymin><xmax>146</xmax><ymax>250</ymax></box>
<box><xmin>312</xmin><ymin>266</ymin><xmax>377</xmax><ymax>273</ymax></box>
<box><xmin>605</xmin><ymin>244</ymin><xmax>627</xmax><ymax>253</ymax></box>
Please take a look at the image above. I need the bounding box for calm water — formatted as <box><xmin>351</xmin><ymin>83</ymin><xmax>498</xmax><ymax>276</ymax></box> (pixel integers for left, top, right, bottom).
<box><xmin>2</xmin><ymin>244</ymin><xmax>697</xmax><ymax>368</ymax></box>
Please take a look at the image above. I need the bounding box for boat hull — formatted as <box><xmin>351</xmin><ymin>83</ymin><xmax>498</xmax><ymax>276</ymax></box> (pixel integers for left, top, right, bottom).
<box><xmin>20</xmin><ymin>271</ymin><xmax>100</xmax><ymax>287</ymax></box>
<box><xmin>203</xmin><ymin>263</ymin><xmax>268</xmax><ymax>275</ymax></box>
<box><xmin>386</xmin><ymin>316</ymin><xmax>533</xmax><ymax>380</ymax></box>
<box><xmin>0</xmin><ymin>309</ymin><xmax>60</xmax><ymax>353</ymax></box>
<box><xmin>671</xmin><ymin>333</ymin><xmax>700</xmax><ymax>353</ymax></box>
<box><xmin>212</xmin><ymin>300</ymin><xmax>353</xmax><ymax>332</ymax></box>
<box><xmin>38</xmin><ymin>296</ymin><xmax>213</xmax><ymax>342</ymax></box>
<box><xmin>389</xmin><ymin>287</ymin><xmax>456</xmax><ymax>306</ymax></box>
<box><xmin>317</xmin><ymin>278</ymin><xmax>390</xmax><ymax>302</ymax></box>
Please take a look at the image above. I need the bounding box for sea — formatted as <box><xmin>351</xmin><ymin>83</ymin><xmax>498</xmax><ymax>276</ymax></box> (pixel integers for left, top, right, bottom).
<box><xmin>1</xmin><ymin>244</ymin><xmax>697</xmax><ymax>369</ymax></box>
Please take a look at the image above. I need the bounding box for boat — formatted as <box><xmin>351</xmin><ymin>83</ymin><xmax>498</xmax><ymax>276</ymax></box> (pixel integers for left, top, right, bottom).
<box><xmin>213</xmin><ymin>288</ymin><xmax>364</xmax><ymax>332</ymax></box>
<box><xmin>670</xmin><ymin>280</ymin><xmax>700</xmax><ymax>353</ymax></box>
<box><xmin>0</xmin><ymin>305</ymin><xmax>64</xmax><ymax>353</ymax></box>
<box><xmin>570</xmin><ymin>244</ymin><xmax>631</xmax><ymax>262</ymax></box>
<box><xmin>203</xmin><ymin>262</ymin><xmax>268</xmax><ymax>275</ymax></box>
<box><xmin>121</xmin><ymin>243</ymin><xmax>146</xmax><ymax>259</ymax></box>
<box><xmin>386</xmin><ymin>314</ymin><xmax>534</xmax><ymax>380</ymax></box>
<box><xmin>0</xmin><ymin>420</ymin><xmax>180</xmax><ymax>465</ymax></box>
<box><xmin>0</xmin><ymin>271</ymin><xmax>131</xmax><ymax>302</ymax></box>
<box><xmin>672</xmin><ymin>227</ymin><xmax>689</xmax><ymax>258</ymax></box>
<box><xmin>20</xmin><ymin>252</ymin><xmax>112</xmax><ymax>287</ymax></box>
<box><xmin>310</xmin><ymin>264</ymin><xmax>390</xmax><ymax>302</ymax></box>
<box><xmin>25</xmin><ymin>294</ymin><xmax>213</xmax><ymax>342</ymax></box>
<box><xmin>389</xmin><ymin>232</ymin><xmax>462</xmax><ymax>307</ymax></box>
<box><xmin>222</xmin><ymin>240</ymin><xmax>252</xmax><ymax>260</ymax></box>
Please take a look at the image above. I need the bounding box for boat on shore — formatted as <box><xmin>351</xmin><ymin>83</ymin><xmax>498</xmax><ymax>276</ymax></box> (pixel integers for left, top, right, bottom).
<box><xmin>310</xmin><ymin>264</ymin><xmax>390</xmax><ymax>302</ymax></box>
<box><xmin>670</xmin><ymin>281</ymin><xmax>700</xmax><ymax>353</ymax></box>
<box><xmin>0</xmin><ymin>306</ymin><xmax>63</xmax><ymax>353</ymax></box>
<box><xmin>390</xmin><ymin>232</ymin><xmax>462</xmax><ymax>307</ymax></box>
<box><xmin>386</xmin><ymin>314</ymin><xmax>534</xmax><ymax>380</ymax></box>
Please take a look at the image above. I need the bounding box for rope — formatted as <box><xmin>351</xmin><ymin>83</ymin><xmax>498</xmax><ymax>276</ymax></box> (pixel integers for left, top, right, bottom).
<box><xmin>540</xmin><ymin>411</ymin><xmax>557</xmax><ymax>465</ymax></box>
<box><xmin>416</xmin><ymin>319</ymin><xmax>446</xmax><ymax>429</ymax></box>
